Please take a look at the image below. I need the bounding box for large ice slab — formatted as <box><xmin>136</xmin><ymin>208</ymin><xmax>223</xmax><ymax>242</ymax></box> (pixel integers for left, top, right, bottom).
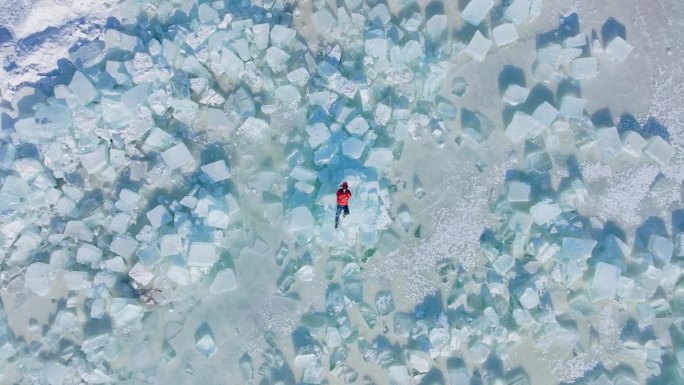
<box><xmin>592</xmin><ymin>262</ymin><xmax>620</xmax><ymax>299</ymax></box>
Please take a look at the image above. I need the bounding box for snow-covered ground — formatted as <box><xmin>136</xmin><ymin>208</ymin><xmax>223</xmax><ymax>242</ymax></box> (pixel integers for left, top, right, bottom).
<box><xmin>0</xmin><ymin>0</ymin><xmax>683</xmax><ymax>384</ymax></box>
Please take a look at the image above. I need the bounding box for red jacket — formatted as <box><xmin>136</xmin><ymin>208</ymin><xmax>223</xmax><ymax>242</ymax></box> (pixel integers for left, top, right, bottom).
<box><xmin>336</xmin><ymin>188</ymin><xmax>352</xmax><ymax>205</ymax></box>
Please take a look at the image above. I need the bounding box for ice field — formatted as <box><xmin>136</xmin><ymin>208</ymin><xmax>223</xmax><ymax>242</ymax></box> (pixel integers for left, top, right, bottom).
<box><xmin>0</xmin><ymin>0</ymin><xmax>683</xmax><ymax>384</ymax></box>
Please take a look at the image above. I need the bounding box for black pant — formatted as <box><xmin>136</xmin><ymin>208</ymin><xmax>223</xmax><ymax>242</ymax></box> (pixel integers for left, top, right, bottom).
<box><xmin>335</xmin><ymin>205</ymin><xmax>349</xmax><ymax>225</ymax></box>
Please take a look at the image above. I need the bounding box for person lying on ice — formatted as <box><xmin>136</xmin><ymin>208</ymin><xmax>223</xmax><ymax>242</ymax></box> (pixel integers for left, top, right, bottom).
<box><xmin>335</xmin><ymin>182</ymin><xmax>352</xmax><ymax>229</ymax></box>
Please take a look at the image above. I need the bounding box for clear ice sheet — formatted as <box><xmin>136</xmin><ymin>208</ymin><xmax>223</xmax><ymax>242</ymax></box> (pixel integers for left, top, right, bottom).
<box><xmin>0</xmin><ymin>0</ymin><xmax>681</xmax><ymax>385</ymax></box>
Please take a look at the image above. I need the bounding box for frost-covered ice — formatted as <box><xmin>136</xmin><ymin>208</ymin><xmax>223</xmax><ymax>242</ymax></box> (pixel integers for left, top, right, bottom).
<box><xmin>0</xmin><ymin>0</ymin><xmax>683</xmax><ymax>384</ymax></box>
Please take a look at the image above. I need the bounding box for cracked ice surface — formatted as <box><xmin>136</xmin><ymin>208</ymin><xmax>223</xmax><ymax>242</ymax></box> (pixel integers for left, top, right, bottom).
<box><xmin>0</xmin><ymin>0</ymin><xmax>684</xmax><ymax>385</ymax></box>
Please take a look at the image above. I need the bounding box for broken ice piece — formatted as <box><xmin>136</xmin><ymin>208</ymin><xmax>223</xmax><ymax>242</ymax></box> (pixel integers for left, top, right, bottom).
<box><xmin>69</xmin><ymin>72</ymin><xmax>97</xmax><ymax>105</ymax></box>
<box><xmin>502</xmin><ymin>84</ymin><xmax>530</xmax><ymax>105</ymax></box>
<box><xmin>570</xmin><ymin>57</ymin><xmax>598</xmax><ymax>80</ymax></box>
<box><xmin>209</xmin><ymin>268</ymin><xmax>238</xmax><ymax>294</ymax></box>
<box><xmin>504</xmin><ymin>0</ymin><xmax>531</xmax><ymax>24</ymax></box>
<box><xmin>345</xmin><ymin>116</ymin><xmax>370</xmax><ymax>136</ymax></box>
<box><xmin>592</xmin><ymin>262</ymin><xmax>620</xmax><ymax>299</ymax></box>
<box><xmin>110</xmin><ymin>235</ymin><xmax>139</xmax><ymax>259</ymax></box>
<box><xmin>507</xmin><ymin>181</ymin><xmax>531</xmax><ymax>202</ymax></box>
<box><xmin>341</xmin><ymin>137</ymin><xmax>365</xmax><ymax>159</ymax></box>
<box><xmin>187</xmin><ymin>242</ymin><xmax>217</xmax><ymax>267</ymax></box>
<box><xmin>461</xmin><ymin>0</ymin><xmax>494</xmax><ymax>26</ymax></box>
<box><xmin>559</xmin><ymin>96</ymin><xmax>586</xmax><ymax>120</ymax></box>
<box><xmin>147</xmin><ymin>205</ymin><xmax>172</xmax><ymax>229</ymax></box>
<box><xmin>647</xmin><ymin>234</ymin><xmax>673</xmax><ymax>264</ymax></box>
<box><xmin>532</xmin><ymin>102</ymin><xmax>559</xmax><ymax>127</ymax></box>
<box><xmin>519</xmin><ymin>288</ymin><xmax>539</xmax><ymax>309</ymax></box>
<box><xmin>505</xmin><ymin>111</ymin><xmax>545</xmax><ymax>143</ymax></box>
<box><xmin>620</xmin><ymin>131</ymin><xmax>646</xmax><ymax>157</ymax></box>
<box><xmin>288</xmin><ymin>206</ymin><xmax>313</xmax><ymax>231</ymax></box>
<box><xmin>596</xmin><ymin>127</ymin><xmax>622</xmax><ymax>160</ymax></box>
<box><xmin>306</xmin><ymin>123</ymin><xmax>331</xmax><ymax>148</ymax></box>
<box><xmin>605</xmin><ymin>36</ymin><xmax>634</xmax><ymax>63</ymax></box>
<box><xmin>643</xmin><ymin>136</ymin><xmax>675</xmax><ymax>164</ymax></box>
<box><xmin>161</xmin><ymin>143</ymin><xmax>193</xmax><ymax>170</ymax></box>
<box><xmin>25</xmin><ymin>262</ymin><xmax>52</xmax><ymax>296</ymax></box>
<box><xmin>76</xmin><ymin>244</ymin><xmax>103</xmax><ymax>265</ymax></box>
<box><xmin>129</xmin><ymin>262</ymin><xmax>155</xmax><ymax>286</ymax></box>
<box><xmin>195</xmin><ymin>324</ymin><xmax>217</xmax><ymax>358</ymax></box>
<box><xmin>201</xmin><ymin>160</ymin><xmax>230</xmax><ymax>183</ymax></box>
<box><xmin>160</xmin><ymin>234</ymin><xmax>183</xmax><ymax>256</ymax></box>
<box><xmin>492</xmin><ymin>23</ymin><xmax>519</xmax><ymax>47</ymax></box>
<box><xmin>465</xmin><ymin>31</ymin><xmax>492</xmax><ymax>62</ymax></box>
<box><xmin>530</xmin><ymin>201</ymin><xmax>561</xmax><ymax>225</ymax></box>
<box><xmin>375</xmin><ymin>291</ymin><xmax>395</xmax><ymax>315</ymax></box>
<box><xmin>364</xmin><ymin>148</ymin><xmax>393</xmax><ymax>170</ymax></box>
<box><xmin>425</xmin><ymin>14</ymin><xmax>448</xmax><ymax>41</ymax></box>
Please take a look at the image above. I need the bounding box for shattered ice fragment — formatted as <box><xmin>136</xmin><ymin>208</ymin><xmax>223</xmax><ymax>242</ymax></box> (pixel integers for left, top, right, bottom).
<box><xmin>560</xmin><ymin>238</ymin><xmax>596</xmax><ymax>261</ymax></box>
<box><xmin>160</xmin><ymin>234</ymin><xmax>183</xmax><ymax>256</ymax></box>
<box><xmin>265</xmin><ymin>46</ymin><xmax>291</xmax><ymax>73</ymax></box>
<box><xmin>195</xmin><ymin>324</ymin><xmax>217</xmax><ymax>358</ymax></box>
<box><xmin>364</xmin><ymin>148</ymin><xmax>394</xmax><ymax>170</ymax></box>
<box><xmin>519</xmin><ymin>288</ymin><xmax>539</xmax><ymax>309</ymax></box>
<box><xmin>493</xmin><ymin>254</ymin><xmax>514</xmax><ymax>275</ymax></box>
<box><xmin>288</xmin><ymin>167</ymin><xmax>315</xmax><ymax>185</ymax></box>
<box><xmin>530</xmin><ymin>202</ymin><xmax>560</xmax><ymax>225</ymax></box>
<box><xmin>596</xmin><ymin>127</ymin><xmax>622</xmax><ymax>160</ymax></box>
<box><xmin>69</xmin><ymin>72</ymin><xmax>97</xmax><ymax>105</ymax></box>
<box><xmin>63</xmin><ymin>271</ymin><xmax>91</xmax><ymax>291</ymax></box>
<box><xmin>504</xmin><ymin>0</ymin><xmax>531</xmax><ymax>24</ymax></box>
<box><xmin>295</xmin><ymin>265</ymin><xmax>315</xmax><ymax>281</ymax></box>
<box><xmin>483</xmin><ymin>307</ymin><xmax>500</xmax><ymax>327</ymax></box>
<box><xmin>188</xmin><ymin>242</ymin><xmax>217</xmax><ymax>267</ymax></box>
<box><xmin>210</xmin><ymin>268</ymin><xmax>238</xmax><ymax>294</ymax></box>
<box><xmin>532</xmin><ymin>102</ymin><xmax>559</xmax><ymax>127</ymax></box>
<box><xmin>80</xmin><ymin>147</ymin><xmax>108</xmax><ymax>174</ymax></box>
<box><xmin>201</xmin><ymin>160</ymin><xmax>231</xmax><ymax>183</ymax></box>
<box><xmin>647</xmin><ymin>235</ymin><xmax>673</xmax><ymax>264</ymax></box>
<box><xmin>25</xmin><ymin>262</ymin><xmax>52</xmax><ymax>296</ymax></box>
<box><xmin>306</xmin><ymin>123</ymin><xmax>331</xmax><ymax>148</ymax></box>
<box><xmin>375</xmin><ymin>291</ymin><xmax>395</xmax><ymax>315</ymax></box>
<box><xmin>571</xmin><ymin>57</ymin><xmax>598</xmax><ymax>80</ymax></box>
<box><xmin>342</xmin><ymin>137</ymin><xmax>365</xmax><ymax>159</ymax></box>
<box><xmin>129</xmin><ymin>262</ymin><xmax>155</xmax><ymax>286</ymax></box>
<box><xmin>238</xmin><ymin>117</ymin><xmax>269</xmax><ymax>139</ymax></box>
<box><xmin>426</xmin><ymin>15</ymin><xmax>448</xmax><ymax>41</ymax></box>
<box><xmin>643</xmin><ymin>136</ymin><xmax>675</xmax><ymax>164</ymax></box>
<box><xmin>270</xmin><ymin>25</ymin><xmax>296</xmax><ymax>48</ymax></box>
<box><xmin>605</xmin><ymin>36</ymin><xmax>633</xmax><ymax>63</ymax></box>
<box><xmin>505</xmin><ymin>111</ymin><xmax>545</xmax><ymax>143</ymax></box>
<box><xmin>559</xmin><ymin>96</ymin><xmax>586</xmax><ymax>120</ymax></box>
<box><xmin>275</xmin><ymin>84</ymin><xmax>301</xmax><ymax>105</ymax></box>
<box><xmin>161</xmin><ymin>143</ymin><xmax>193</xmax><ymax>170</ymax></box>
<box><xmin>621</xmin><ymin>131</ymin><xmax>646</xmax><ymax>157</ymax></box>
<box><xmin>110</xmin><ymin>235</ymin><xmax>139</xmax><ymax>259</ymax></box>
<box><xmin>465</xmin><ymin>31</ymin><xmax>492</xmax><ymax>62</ymax></box>
<box><xmin>76</xmin><ymin>244</ymin><xmax>103</xmax><ymax>265</ymax></box>
<box><xmin>388</xmin><ymin>366</ymin><xmax>410</xmax><ymax>385</ymax></box>
<box><xmin>502</xmin><ymin>84</ymin><xmax>530</xmax><ymax>105</ymax></box>
<box><xmin>345</xmin><ymin>116</ymin><xmax>370</xmax><ymax>136</ymax></box>
<box><xmin>288</xmin><ymin>206</ymin><xmax>313</xmax><ymax>231</ymax></box>
<box><xmin>461</xmin><ymin>0</ymin><xmax>494</xmax><ymax>26</ymax></box>
<box><xmin>147</xmin><ymin>205</ymin><xmax>172</xmax><ymax>228</ymax></box>
<box><xmin>492</xmin><ymin>23</ymin><xmax>519</xmax><ymax>46</ymax></box>
<box><xmin>409</xmin><ymin>350</ymin><xmax>431</xmax><ymax>373</ymax></box>
<box><xmin>592</xmin><ymin>262</ymin><xmax>620</xmax><ymax>299</ymax></box>
<box><xmin>470</xmin><ymin>343</ymin><xmax>490</xmax><ymax>363</ymax></box>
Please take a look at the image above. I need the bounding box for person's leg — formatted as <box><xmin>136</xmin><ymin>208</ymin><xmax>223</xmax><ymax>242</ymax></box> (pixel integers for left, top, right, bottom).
<box><xmin>335</xmin><ymin>205</ymin><xmax>342</xmax><ymax>227</ymax></box>
<box><xmin>343</xmin><ymin>205</ymin><xmax>349</xmax><ymax>217</ymax></box>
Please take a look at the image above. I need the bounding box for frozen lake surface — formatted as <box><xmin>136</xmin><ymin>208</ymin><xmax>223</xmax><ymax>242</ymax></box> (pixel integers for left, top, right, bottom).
<box><xmin>0</xmin><ymin>0</ymin><xmax>683</xmax><ymax>384</ymax></box>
